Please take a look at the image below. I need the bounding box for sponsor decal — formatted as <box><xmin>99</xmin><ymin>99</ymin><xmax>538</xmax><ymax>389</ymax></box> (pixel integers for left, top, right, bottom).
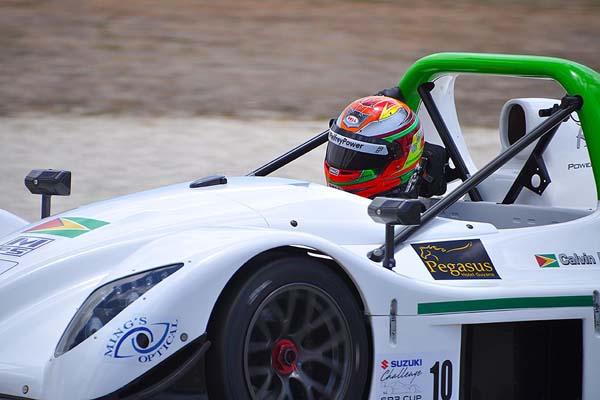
<box><xmin>345</xmin><ymin>115</ymin><xmax>359</xmax><ymax>125</ymax></box>
<box><xmin>381</xmin><ymin>358</ymin><xmax>423</xmax><ymax>369</ymax></box>
<box><xmin>376</xmin><ymin>352</ymin><xmax>454</xmax><ymax>400</ymax></box>
<box><xmin>412</xmin><ymin>239</ymin><xmax>500</xmax><ymax>280</ymax></box>
<box><xmin>0</xmin><ymin>236</ymin><xmax>54</xmax><ymax>257</ymax></box>
<box><xmin>105</xmin><ymin>317</ymin><xmax>179</xmax><ymax>364</ymax></box>
<box><xmin>329</xmin><ymin>166</ymin><xmax>340</xmax><ymax>176</ymax></box>
<box><xmin>329</xmin><ymin>131</ymin><xmax>364</xmax><ymax>150</ymax></box>
<box><xmin>379</xmin><ymin>357</ymin><xmax>424</xmax><ymax>399</ymax></box>
<box><xmin>25</xmin><ymin>217</ymin><xmax>109</xmax><ymax>238</ymax></box>
<box><xmin>567</xmin><ymin>129</ymin><xmax>590</xmax><ymax>170</ymax></box>
<box><xmin>576</xmin><ymin>129</ymin><xmax>586</xmax><ymax>150</ymax></box>
<box><xmin>535</xmin><ymin>254</ymin><xmax>559</xmax><ymax>268</ymax></box>
<box><xmin>328</xmin><ymin>131</ymin><xmax>388</xmax><ymax>155</ymax></box>
<box><xmin>560</xmin><ymin>252</ymin><xmax>596</xmax><ymax>265</ymax></box>
<box><xmin>0</xmin><ymin>259</ymin><xmax>18</xmax><ymax>274</ymax></box>
<box><xmin>410</xmin><ymin>128</ymin><xmax>424</xmax><ymax>154</ymax></box>
<box><xmin>535</xmin><ymin>252</ymin><xmax>599</xmax><ymax>268</ymax></box>
<box><xmin>567</xmin><ymin>162</ymin><xmax>591</xmax><ymax>170</ymax></box>
<box><xmin>342</xmin><ymin>109</ymin><xmax>369</xmax><ymax>128</ymax></box>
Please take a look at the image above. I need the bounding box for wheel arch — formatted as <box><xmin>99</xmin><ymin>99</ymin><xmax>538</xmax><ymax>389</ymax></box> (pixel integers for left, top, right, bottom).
<box><xmin>205</xmin><ymin>245</ymin><xmax>374</xmax><ymax>394</ymax></box>
<box><xmin>208</xmin><ymin>245</ymin><xmax>368</xmax><ymax>326</ymax></box>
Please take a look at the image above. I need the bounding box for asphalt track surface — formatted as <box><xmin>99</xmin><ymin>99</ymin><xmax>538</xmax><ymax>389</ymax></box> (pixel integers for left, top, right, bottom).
<box><xmin>0</xmin><ymin>117</ymin><xmax>498</xmax><ymax>222</ymax></box>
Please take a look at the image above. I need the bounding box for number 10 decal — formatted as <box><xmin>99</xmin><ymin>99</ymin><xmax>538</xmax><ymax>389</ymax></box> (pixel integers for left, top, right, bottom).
<box><xmin>430</xmin><ymin>360</ymin><xmax>453</xmax><ymax>400</ymax></box>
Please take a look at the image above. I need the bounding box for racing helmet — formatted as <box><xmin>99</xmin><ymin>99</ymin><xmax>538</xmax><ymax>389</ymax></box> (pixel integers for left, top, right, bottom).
<box><xmin>324</xmin><ymin>96</ymin><xmax>424</xmax><ymax>198</ymax></box>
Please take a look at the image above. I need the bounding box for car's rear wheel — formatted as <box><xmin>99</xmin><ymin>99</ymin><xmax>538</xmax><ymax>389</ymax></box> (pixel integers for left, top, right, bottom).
<box><xmin>207</xmin><ymin>256</ymin><xmax>369</xmax><ymax>400</ymax></box>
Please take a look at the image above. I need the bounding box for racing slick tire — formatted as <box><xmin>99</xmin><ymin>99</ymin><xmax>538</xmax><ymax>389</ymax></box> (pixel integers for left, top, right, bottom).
<box><xmin>207</xmin><ymin>256</ymin><xmax>370</xmax><ymax>400</ymax></box>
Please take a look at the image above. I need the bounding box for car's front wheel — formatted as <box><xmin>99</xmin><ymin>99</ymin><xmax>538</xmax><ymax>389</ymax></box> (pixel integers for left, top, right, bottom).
<box><xmin>207</xmin><ymin>256</ymin><xmax>369</xmax><ymax>399</ymax></box>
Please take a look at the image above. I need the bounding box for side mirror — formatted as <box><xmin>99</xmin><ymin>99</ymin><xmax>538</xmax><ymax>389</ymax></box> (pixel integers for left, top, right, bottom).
<box><xmin>368</xmin><ymin>198</ymin><xmax>425</xmax><ymax>226</ymax></box>
<box><xmin>368</xmin><ymin>197</ymin><xmax>425</xmax><ymax>269</ymax></box>
<box><xmin>25</xmin><ymin>169</ymin><xmax>71</xmax><ymax>219</ymax></box>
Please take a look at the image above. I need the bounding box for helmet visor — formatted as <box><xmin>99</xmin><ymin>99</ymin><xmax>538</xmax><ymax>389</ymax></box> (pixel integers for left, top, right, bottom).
<box><xmin>326</xmin><ymin>130</ymin><xmax>394</xmax><ymax>170</ymax></box>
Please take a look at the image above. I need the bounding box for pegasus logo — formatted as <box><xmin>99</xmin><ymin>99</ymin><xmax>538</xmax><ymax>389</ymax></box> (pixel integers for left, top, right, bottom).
<box><xmin>418</xmin><ymin>242</ymin><xmax>473</xmax><ymax>261</ymax></box>
<box><xmin>411</xmin><ymin>239</ymin><xmax>500</xmax><ymax>280</ymax></box>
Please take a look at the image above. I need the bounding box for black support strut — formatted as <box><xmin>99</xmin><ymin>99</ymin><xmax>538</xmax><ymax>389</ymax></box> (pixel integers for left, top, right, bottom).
<box><xmin>418</xmin><ymin>82</ymin><xmax>483</xmax><ymax>201</ymax></box>
<box><xmin>368</xmin><ymin>95</ymin><xmax>583</xmax><ymax>263</ymax></box>
<box><xmin>248</xmin><ymin>130</ymin><xmax>329</xmax><ymax>177</ymax></box>
<box><xmin>501</xmin><ymin>104</ymin><xmax>568</xmax><ymax>204</ymax></box>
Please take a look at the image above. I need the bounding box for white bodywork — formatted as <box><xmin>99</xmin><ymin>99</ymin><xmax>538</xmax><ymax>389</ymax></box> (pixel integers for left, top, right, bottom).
<box><xmin>0</xmin><ymin>96</ymin><xmax>599</xmax><ymax>400</ymax></box>
<box><xmin>0</xmin><ymin>209</ymin><xmax>28</xmax><ymax>238</ymax></box>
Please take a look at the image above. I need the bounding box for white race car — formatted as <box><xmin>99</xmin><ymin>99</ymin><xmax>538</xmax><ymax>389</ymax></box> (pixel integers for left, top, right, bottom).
<box><xmin>1</xmin><ymin>53</ymin><xmax>599</xmax><ymax>400</ymax></box>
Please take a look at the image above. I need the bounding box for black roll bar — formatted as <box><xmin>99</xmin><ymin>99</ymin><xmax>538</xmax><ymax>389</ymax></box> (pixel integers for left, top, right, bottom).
<box><xmin>418</xmin><ymin>82</ymin><xmax>483</xmax><ymax>201</ymax></box>
<box><xmin>368</xmin><ymin>95</ymin><xmax>583</xmax><ymax>263</ymax></box>
<box><xmin>248</xmin><ymin>130</ymin><xmax>329</xmax><ymax>177</ymax></box>
<box><xmin>501</xmin><ymin>107</ymin><xmax>564</xmax><ymax>204</ymax></box>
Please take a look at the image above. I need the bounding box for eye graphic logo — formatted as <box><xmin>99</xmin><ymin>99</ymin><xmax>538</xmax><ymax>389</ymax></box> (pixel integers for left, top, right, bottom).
<box><xmin>412</xmin><ymin>239</ymin><xmax>500</xmax><ymax>280</ymax></box>
<box><xmin>113</xmin><ymin>323</ymin><xmax>170</xmax><ymax>358</ymax></box>
<box><xmin>381</xmin><ymin>359</ymin><xmax>389</xmax><ymax>369</ymax></box>
<box><xmin>105</xmin><ymin>318</ymin><xmax>179</xmax><ymax>363</ymax></box>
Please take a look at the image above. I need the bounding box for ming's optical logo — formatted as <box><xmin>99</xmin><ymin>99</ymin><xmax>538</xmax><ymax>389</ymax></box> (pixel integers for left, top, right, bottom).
<box><xmin>0</xmin><ymin>236</ymin><xmax>54</xmax><ymax>257</ymax></box>
<box><xmin>104</xmin><ymin>317</ymin><xmax>179</xmax><ymax>364</ymax></box>
<box><xmin>412</xmin><ymin>239</ymin><xmax>501</xmax><ymax>280</ymax></box>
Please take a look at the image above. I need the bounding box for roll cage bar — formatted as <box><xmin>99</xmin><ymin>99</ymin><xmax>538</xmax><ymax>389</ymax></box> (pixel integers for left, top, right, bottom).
<box><xmin>247</xmin><ymin>53</ymin><xmax>597</xmax><ymax>267</ymax></box>
<box><xmin>368</xmin><ymin>95</ymin><xmax>581</xmax><ymax>266</ymax></box>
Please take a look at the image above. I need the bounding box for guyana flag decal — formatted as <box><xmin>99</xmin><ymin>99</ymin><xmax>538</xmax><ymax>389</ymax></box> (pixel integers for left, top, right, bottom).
<box><xmin>535</xmin><ymin>254</ymin><xmax>559</xmax><ymax>268</ymax></box>
<box><xmin>25</xmin><ymin>217</ymin><xmax>109</xmax><ymax>238</ymax></box>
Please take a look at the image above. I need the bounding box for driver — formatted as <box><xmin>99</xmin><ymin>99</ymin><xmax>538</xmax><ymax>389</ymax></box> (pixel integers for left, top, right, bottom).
<box><xmin>324</xmin><ymin>94</ymin><xmax>425</xmax><ymax>198</ymax></box>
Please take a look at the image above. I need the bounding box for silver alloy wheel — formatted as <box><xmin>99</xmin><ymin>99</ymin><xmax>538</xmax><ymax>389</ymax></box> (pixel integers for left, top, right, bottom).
<box><xmin>243</xmin><ymin>283</ymin><xmax>353</xmax><ymax>400</ymax></box>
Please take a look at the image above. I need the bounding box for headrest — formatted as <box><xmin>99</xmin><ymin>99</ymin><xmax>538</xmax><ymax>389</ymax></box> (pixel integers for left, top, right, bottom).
<box><xmin>496</xmin><ymin>98</ymin><xmax>595</xmax><ymax>209</ymax></box>
<box><xmin>499</xmin><ymin>98</ymin><xmax>561</xmax><ymax>149</ymax></box>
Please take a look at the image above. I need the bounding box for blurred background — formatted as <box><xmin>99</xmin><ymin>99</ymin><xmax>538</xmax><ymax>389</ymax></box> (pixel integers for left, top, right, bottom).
<box><xmin>1</xmin><ymin>0</ymin><xmax>599</xmax><ymax>221</ymax></box>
